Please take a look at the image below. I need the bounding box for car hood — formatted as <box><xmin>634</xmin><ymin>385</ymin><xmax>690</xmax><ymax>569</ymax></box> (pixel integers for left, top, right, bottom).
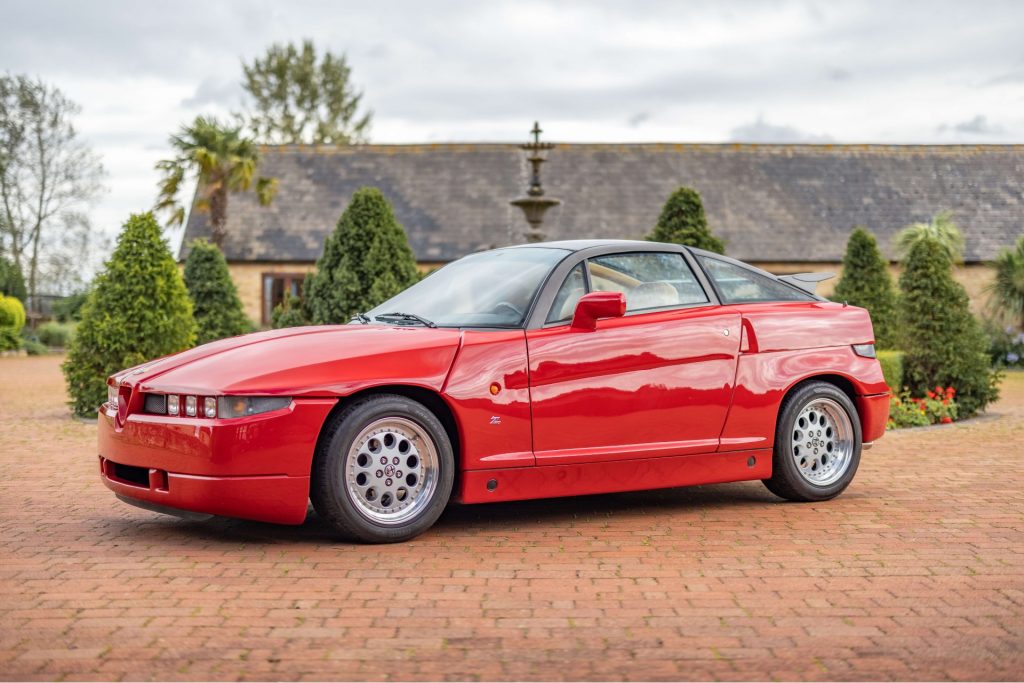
<box><xmin>120</xmin><ymin>324</ymin><xmax>463</xmax><ymax>397</ymax></box>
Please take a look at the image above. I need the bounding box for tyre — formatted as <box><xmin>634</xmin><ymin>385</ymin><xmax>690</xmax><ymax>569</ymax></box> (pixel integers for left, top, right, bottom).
<box><xmin>763</xmin><ymin>381</ymin><xmax>862</xmax><ymax>502</ymax></box>
<box><xmin>311</xmin><ymin>394</ymin><xmax>454</xmax><ymax>543</ymax></box>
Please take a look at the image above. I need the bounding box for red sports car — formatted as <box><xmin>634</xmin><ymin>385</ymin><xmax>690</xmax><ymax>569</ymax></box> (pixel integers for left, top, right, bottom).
<box><xmin>98</xmin><ymin>240</ymin><xmax>889</xmax><ymax>542</ymax></box>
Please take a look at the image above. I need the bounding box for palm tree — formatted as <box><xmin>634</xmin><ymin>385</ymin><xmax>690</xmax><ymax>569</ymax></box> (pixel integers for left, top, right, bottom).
<box><xmin>894</xmin><ymin>210</ymin><xmax>965</xmax><ymax>263</ymax></box>
<box><xmin>155</xmin><ymin>116</ymin><xmax>277</xmax><ymax>247</ymax></box>
<box><xmin>987</xmin><ymin>235</ymin><xmax>1024</xmax><ymax>330</ymax></box>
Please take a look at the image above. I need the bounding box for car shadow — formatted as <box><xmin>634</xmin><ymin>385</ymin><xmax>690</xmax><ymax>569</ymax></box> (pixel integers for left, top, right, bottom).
<box><xmin>99</xmin><ymin>480</ymin><xmax>779</xmax><ymax>547</ymax></box>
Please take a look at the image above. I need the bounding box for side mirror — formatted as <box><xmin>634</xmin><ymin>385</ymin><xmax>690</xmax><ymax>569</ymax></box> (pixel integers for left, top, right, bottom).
<box><xmin>571</xmin><ymin>291</ymin><xmax>626</xmax><ymax>331</ymax></box>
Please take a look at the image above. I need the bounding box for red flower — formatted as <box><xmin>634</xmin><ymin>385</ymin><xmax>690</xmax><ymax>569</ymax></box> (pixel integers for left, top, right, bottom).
<box><xmin>927</xmin><ymin>391</ymin><xmax>936</xmax><ymax>399</ymax></box>
<box><xmin>940</xmin><ymin>416</ymin><xmax>953</xmax><ymax>424</ymax></box>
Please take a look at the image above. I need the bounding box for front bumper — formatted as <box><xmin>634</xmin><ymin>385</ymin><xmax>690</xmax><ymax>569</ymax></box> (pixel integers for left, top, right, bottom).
<box><xmin>97</xmin><ymin>397</ymin><xmax>336</xmax><ymax>525</ymax></box>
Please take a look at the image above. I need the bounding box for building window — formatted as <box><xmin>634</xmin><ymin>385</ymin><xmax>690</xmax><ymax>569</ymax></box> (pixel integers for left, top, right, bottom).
<box><xmin>262</xmin><ymin>273</ymin><xmax>304</xmax><ymax>325</ymax></box>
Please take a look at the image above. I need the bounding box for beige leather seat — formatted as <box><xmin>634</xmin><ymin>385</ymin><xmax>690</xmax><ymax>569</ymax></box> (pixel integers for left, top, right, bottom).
<box><xmin>556</xmin><ymin>284</ymin><xmax>585</xmax><ymax>320</ymax></box>
<box><xmin>628</xmin><ymin>281</ymin><xmax>679</xmax><ymax>310</ymax></box>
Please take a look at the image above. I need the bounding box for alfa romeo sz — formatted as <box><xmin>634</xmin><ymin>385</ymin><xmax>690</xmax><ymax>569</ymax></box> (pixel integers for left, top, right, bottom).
<box><xmin>98</xmin><ymin>240</ymin><xmax>889</xmax><ymax>542</ymax></box>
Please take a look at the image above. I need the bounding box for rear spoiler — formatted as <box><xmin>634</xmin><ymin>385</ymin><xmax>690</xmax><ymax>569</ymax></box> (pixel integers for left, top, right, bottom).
<box><xmin>778</xmin><ymin>271</ymin><xmax>834</xmax><ymax>295</ymax></box>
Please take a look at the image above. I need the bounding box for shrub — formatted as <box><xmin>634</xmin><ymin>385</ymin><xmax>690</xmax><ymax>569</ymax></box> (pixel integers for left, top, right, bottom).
<box><xmin>877</xmin><ymin>350</ymin><xmax>904</xmax><ymax>391</ymax></box>
<box><xmin>0</xmin><ymin>326</ymin><xmax>20</xmax><ymax>352</ymax></box>
<box><xmin>36</xmin><ymin>321</ymin><xmax>76</xmax><ymax>348</ymax></box>
<box><xmin>887</xmin><ymin>386</ymin><xmax>959</xmax><ymax>429</ymax></box>
<box><xmin>0</xmin><ymin>295</ymin><xmax>25</xmax><ymax>351</ymax></box>
<box><xmin>832</xmin><ymin>227</ymin><xmax>898</xmax><ymax>349</ymax></box>
<box><xmin>647</xmin><ymin>187</ymin><xmax>725</xmax><ymax>254</ymax></box>
<box><xmin>305</xmin><ymin>187</ymin><xmax>420</xmax><ymax>324</ymax></box>
<box><xmin>0</xmin><ymin>295</ymin><xmax>26</xmax><ymax>330</ymax></box>
<box><xmin>22</xmin><ymin>337</ymin><xmax>48</xmax><ymax>356</ymax></box>
<box><xmin>271</xmin><ymin>293</ymin><xmax>309</xmax><ymax>329</ymax></box>
<box><xmin>63</xmin><ymin>212</ymin><xmax>197</xmax><ymax>417</ymax></box>
<box><xmin>983</xmin><ymin>318</ymin><xmax>1024</xmax><ymax>367</ymax></box>
<box><xmin>898</xmin><ymin>237</ymin><xmax>998</xmax><ymax>417</ymax></box>
<box><xmin>183</xmin><ymin>239</ymin><xmax>251</xmax><ymax>344</ymax></box>
<box><xmin>52</xmin><ymin>291</ymin><xmax>89</xmax><ymax>322</ymax></box>
<box><xmin>0</xmin><ymin>256</ymin><xmax>27</xmax><ymax>302</ymax></box>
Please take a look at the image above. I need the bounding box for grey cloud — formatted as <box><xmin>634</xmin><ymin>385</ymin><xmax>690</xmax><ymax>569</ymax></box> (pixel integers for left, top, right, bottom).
<box><xmin>729</xmin><ymin>116</ymin><xmax>832</xmax><ymax>143</ymax></box>
<box><xmin>985</xmin><ymin>68</ymin><xmax>1024</xmax><ymax>86</ymax></box>
<box><xmin>182</xmin><ymin>78</ymin><xmax>244</xmax><ymax>108</ymax></box>
<box><xmin>3</xmin><ymin>0</ymin><xmax>1024</xmax><ymax>144</ymax></box>
<box><xmin>825</xmin><ymin>67</ymin><xmax>852</xmax><ymax>82</ymax></box>
<box><xmin>945</xmin><ymin>115</ymin><xmax>1004</xmax><ymax>135</ymax></box>
<box><xmin>628</xmin><ymin>112</ymin><xmax>651</xmax><ymax>128</ymax></box>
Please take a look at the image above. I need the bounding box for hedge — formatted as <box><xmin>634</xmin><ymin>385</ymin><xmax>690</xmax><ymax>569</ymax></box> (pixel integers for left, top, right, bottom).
<box><xmin>877</xmin><ymin>350</ymin><xmax>904</xmax><ymax>391</ymax></box>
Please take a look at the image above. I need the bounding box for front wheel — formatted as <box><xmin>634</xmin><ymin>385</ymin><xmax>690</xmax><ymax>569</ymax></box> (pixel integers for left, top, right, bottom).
<box><xmin>311</xmin><ymin>394</ymin><xmax>454</xmax><ymax>543</ymax></box>
<box><xmin>763</xmin><ymin>381</ymin><xmax>862</xmax><ymax>502</ymax></box>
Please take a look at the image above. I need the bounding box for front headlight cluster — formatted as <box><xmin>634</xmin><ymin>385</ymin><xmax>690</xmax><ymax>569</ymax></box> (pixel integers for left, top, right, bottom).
<box><xmin>107</xmin><ymin>384</ymin><xmax>119</xmax><ymax>411</ymax></box>
<box><xmin>141</xmin><ymin>393</ymin><xmax>291</xmax><ymax>419</ymax></box>
<box><xmin>216</xmin><ymin>396</ymin><xmax>292</xmax><ymax>418</ymax></box>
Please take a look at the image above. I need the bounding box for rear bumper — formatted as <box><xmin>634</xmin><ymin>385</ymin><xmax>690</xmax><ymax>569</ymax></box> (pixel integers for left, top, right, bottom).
<box><xmin>97</xmin><ymin>397</ymin><xmax>336</xmax><ymax>525</ymax></box>
<box><xmin>857</xmin><ymin>391</ymin><xmax>890</xmax><ymax>444</ymax></box>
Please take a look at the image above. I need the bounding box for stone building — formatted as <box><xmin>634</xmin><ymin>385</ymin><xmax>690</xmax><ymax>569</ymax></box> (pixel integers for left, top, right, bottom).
<box><xmin>180</xmin><ymin>143</ymin><xmax>1024</xmax><ymax>325</ymax></box>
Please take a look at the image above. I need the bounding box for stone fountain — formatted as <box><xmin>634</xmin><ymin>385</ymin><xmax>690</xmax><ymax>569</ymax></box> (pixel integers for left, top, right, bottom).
<box><xmin>510</xmin><ymin>122</ymin><xmax>561</xmax><ymax>243</ymax></box>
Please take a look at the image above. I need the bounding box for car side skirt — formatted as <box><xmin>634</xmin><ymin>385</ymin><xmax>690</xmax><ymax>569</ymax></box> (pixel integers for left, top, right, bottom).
<box><xmin>458</xmin><ymin>448</ymin><xmax>772</xmax><ymax>504</ymax></box>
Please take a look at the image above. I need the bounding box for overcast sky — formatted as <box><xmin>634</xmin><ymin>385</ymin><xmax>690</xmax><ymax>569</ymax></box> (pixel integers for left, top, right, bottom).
<box><xmin>3</xmin><ymin>0</ymin><xmax>1023</xmax><ymax>253</ymax></box>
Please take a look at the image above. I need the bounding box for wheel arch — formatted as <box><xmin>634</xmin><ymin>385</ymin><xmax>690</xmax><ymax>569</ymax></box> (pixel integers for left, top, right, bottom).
<box><xmin>311</xmin><ymin>384</ymin><xmax>463</xmax><ymax>474</ymax></box>
<box><xmin>778</xmin><ymin>373</ymin><xmax>861</xmax><ymax>432</ymax></box>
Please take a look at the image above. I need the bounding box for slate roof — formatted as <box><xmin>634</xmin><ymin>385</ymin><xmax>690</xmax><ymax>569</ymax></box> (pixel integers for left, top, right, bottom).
<box><xmin>179</xmin><ymin>143</ymin><xmax>1024</xmax><ymax>264</ymax></box>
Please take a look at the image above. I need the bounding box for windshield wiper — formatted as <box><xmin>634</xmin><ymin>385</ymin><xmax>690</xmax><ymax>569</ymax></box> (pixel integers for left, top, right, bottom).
<box><xmin>351</xmin><ymin>313</ymin><xmax>371</xmax><ymax>324</ymax></box>
<box><xmin>374</xmin><ymin>312</ymin><xmax>437</xmax><ymax>328</ymax></box>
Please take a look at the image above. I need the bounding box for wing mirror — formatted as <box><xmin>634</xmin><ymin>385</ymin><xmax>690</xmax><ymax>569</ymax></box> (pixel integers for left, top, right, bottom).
<box><xmin>571</xmin><ymin>291</ymin><xmax>626</xmax><ymax>331</ymax></box>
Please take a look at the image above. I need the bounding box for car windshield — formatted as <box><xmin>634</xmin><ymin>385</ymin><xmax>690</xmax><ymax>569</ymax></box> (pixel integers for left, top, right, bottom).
<box><xmin>366</xmin><ymin>247</ymin><xmax>569</xmax><ymax>328</ymax></box>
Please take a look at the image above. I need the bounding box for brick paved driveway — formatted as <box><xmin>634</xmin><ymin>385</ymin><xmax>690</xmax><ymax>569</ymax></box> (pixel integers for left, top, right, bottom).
<box><xmin>1</xmin><ymin>356</ymin><xmax>1022</xmax><ymax>681</ymax></box>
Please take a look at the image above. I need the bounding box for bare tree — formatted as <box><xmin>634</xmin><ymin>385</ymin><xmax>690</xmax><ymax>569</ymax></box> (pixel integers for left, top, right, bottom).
<box><xmin>0</xmin><ymin>75</ymin><xmax>105</xmax><ymax>312</ymax></box>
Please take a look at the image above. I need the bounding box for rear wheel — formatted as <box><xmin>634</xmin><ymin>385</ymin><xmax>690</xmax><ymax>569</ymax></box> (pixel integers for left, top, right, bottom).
<box><xmin>311</xmin><ymin>394</ymin><xmax>454</xmax><ymax>543</ymax></box>
<box><xmin>763</xmin><ymin>381</ymin><xmax>861</xmax><ymax>502</ymax></box>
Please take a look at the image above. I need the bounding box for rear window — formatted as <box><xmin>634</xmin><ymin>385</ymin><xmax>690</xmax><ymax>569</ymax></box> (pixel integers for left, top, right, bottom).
<box><xmin>699</xmin><ymin>256</ymin><xmax>814</xmax><ymax>304</ymax></box>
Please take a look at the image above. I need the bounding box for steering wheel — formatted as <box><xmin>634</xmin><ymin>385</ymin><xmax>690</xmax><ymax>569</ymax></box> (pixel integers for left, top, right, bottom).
<box><xmin>492</xmin><ymin>301</ymin><xmax>524</xmax><ymax>319</ymax></box>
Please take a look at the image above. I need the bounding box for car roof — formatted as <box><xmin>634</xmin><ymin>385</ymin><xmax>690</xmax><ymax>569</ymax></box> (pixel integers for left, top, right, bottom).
<box><xmin>506</xmin><ymin>239</ymin><xmax>677</xmax><ymax>253</ymax></box>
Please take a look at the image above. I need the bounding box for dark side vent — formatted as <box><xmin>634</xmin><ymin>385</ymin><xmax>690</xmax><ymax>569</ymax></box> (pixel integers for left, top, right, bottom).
<box><xmin>112</xmin><ymin>462</ymin><xmax>150</xmax><ymax>487</ymax></box>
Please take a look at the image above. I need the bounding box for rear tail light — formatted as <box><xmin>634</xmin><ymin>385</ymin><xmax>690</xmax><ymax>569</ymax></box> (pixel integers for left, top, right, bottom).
<box><xmin>852</xmin><ymin>343</ymin><xmax>876</xmax><ymax>358</ymax></box>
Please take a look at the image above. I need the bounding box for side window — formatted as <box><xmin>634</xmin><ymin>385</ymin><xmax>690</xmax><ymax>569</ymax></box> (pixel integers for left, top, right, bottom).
<box><xmin>546</xmin><ymin>263</ymin><xmax>587</xmax><ymax>323</ymax></box>
<box><xmin>587</xmin><ymin>252</ymin><xmax>709</xmax><ymax>312</ymax></box>
<box><xmin>699</xmin><ymin>257</ymin><xmax>813</xmax><ymax>303</ymax></box>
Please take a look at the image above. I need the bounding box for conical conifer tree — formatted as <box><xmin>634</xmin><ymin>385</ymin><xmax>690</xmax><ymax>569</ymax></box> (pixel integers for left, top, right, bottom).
<box><xmin>183</xmin><ymin>239</ymin><xmax>251</xmax><ymax>344</ymax></box>
<box><xmin>305</xmin><ymin>187</ymin><xmax>419</xmax><ymax>324</ymax></box>
<box><xmin>899</xmin><ymin>237</ymin><xmax>997</xmax><ymax>417</ymax></box>
<box><xmin>832</xmin><ymin>227</ymin><xmax>898</xmax><ymax>349</ymax></box>
<box><xmin>647</xmin><ymin>187</ymin><xmax>725</xmax><ymax>254</ymax></box>
<box><xmin>63</xmin><ymin>212</ymin><xmax>196</xmax><ymax>416</ymax></box>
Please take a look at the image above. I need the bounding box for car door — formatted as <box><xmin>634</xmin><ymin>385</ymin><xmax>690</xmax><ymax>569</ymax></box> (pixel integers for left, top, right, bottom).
<box><xmin>526</xmin><ymin>251</ymin><xmax>741</xmax><ymax>465</ymax></box>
